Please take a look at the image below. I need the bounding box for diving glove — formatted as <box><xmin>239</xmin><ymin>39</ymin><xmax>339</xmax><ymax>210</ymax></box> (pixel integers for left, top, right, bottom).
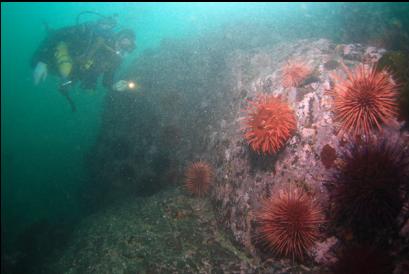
<box><xmin>112</xmin><ymin>80</ymin><xmax>137</xmax><ymax>92</ymax></box>
<box><xmin>112</xmin><ymin>80</ymin><xmax>128</xmax><ymax>92</ymax></box>
<box><xmin>33</xmin><ymin>62</ymin><xmax>48</xmax><ymax>85</ymax></box>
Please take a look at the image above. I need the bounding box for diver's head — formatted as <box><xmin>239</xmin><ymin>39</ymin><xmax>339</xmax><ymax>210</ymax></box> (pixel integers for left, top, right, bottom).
<box><xmin>115</xmin><ymin>29</ymin><xmax>136</xmax><ymax>55</ymax></box>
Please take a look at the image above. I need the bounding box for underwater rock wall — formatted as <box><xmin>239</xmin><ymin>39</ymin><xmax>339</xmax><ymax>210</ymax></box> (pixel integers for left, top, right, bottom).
<box><xmin>85</xmin><ymin>33</ymin><xmax>237</xmax><ymax>207</ymax></box>
<box><xmin>89</xmin><ymin>32</ymin><xmax>408</xmax><ymax>271</ymax></box>
<box><xmin>197</xmin><ymin>38</ymin><xmax>409</xmax><ymax>265</ymax></box>
<box><xmin>84</xmin><ymin>91</ymin><xmax>167</xmax><ymax>206</ymax></box>
<box><xmin>207</xmin><ymin>38</ymin><xmax>345</xmax><ymax>249</ymax></box>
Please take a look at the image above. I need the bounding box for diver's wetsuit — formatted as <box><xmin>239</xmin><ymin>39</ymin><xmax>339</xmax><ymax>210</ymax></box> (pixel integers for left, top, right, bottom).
<box><xmin>31</xmin><ymin>22</ymin><xmax>122</xmax><ymax>92</ymax></box>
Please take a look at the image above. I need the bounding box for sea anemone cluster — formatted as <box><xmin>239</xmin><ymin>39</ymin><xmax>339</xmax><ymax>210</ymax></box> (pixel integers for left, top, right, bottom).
<box><xmin>332</xmin><ymin>63</ymin><xmax>399</xmax><ymax>138</ymax></box>
<box><xmin>328</xmin><ymin>136</ymin><xmax>408</xmax><ymax>240</ymax></box>
<box><xmin>242</xmin><ymin>94</ymin><xmax>296</xmax><ymax>155</ymax></box>
<box><xmin>253</xmin><ymin>187</ymin><xmax>324</xmax><ymax>261</ymax></box>
<box><xmin>184</xmin><ymin>161</ymin><xmax>213</xmax><ymax>197</ymax></box>
<box><xmin>282</xmin><ymin>60</ymin><xmax>312</xmax><ymax>88</ymax></box>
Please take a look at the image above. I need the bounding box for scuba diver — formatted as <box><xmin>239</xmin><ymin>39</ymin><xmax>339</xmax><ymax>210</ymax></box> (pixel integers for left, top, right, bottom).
<box><xmin>32</xmin><ymin>12</ymin><xmax>136</xmax><ymax>112</ymax></box>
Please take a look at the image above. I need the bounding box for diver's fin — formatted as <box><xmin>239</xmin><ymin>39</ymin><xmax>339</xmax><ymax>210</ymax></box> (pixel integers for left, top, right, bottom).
<box><xmin>66</xmin><ymin>96</ymin><xmax>77</xmax><ymax>113</ymax></box>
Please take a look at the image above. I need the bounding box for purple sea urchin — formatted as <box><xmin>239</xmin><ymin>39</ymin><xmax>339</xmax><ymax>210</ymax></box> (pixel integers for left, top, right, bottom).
<box><xmin>332</xmin><ymin>246</ymin><xmax>394</xmax><ymax>274</ymax></box>
<box><xmin>328</xmin><ymin>136</ymin><xmax>408</xmax><ymax>239</ymax></box>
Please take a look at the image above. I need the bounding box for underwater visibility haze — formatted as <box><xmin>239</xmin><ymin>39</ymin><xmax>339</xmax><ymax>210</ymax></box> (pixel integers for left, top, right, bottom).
<box><xmin>2</xmin><ymin>2</ymin><xmax>409</xmax><ymax>273</ymax></box>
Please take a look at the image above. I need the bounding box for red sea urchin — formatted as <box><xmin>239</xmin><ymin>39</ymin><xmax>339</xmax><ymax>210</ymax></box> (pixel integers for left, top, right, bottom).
<box><xmin>184</xmin><ymin>161</ymin><xmax>213</xmax><ymax>197</ymax></box>
<box><xmin>282</xmin><ymin>60</ymin><xmax>312</xmax><ymax>88</ymax></box>
<box><xmin>243</xmin><ymin>94</ymin><xmax>296</xmax><ymax>155</ymax></box>
<box><xmin>254</xmin><ymin>188</ymin><xmax>324</xmax><ymax>261</ymax></box>
<box><xmin>328</xmin><ymin>136</ymin><xmax>408</xmax><ymax>239</ymax></box>
<box><xmin>332</xmin><ymin>63</ymin><xmax>399</xmax><ymax>138</ymax></box>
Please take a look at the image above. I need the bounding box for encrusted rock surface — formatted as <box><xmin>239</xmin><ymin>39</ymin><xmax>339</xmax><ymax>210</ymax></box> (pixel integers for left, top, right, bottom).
<box><xmin>205</xmin><ymin>38</ymin><xmax>392</xmax><ymax>257</ymax></box>
<box><xmin>49</xmin><ymin>188</ymin><xmax>256</xmax><ymax>274</ymax></box>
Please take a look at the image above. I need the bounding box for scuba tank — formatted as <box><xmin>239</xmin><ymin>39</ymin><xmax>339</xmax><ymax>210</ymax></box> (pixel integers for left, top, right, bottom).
<box><xmin>54</xmin><ymin>42</ymin><xmax>73</xmax><ymax>78</ymax></box>
<box><xmin>76</xmin><ymin>11</ymin><xmax>118</xmax><ymax>70</ymax></box>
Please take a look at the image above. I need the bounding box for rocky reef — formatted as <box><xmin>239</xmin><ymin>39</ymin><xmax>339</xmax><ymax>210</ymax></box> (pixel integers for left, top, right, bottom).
<box><xmin>205</xmin><ymin>38</ymin><xmax>408</xmax><ymax>270</ymax></box>
<box><xmin>54</xmin><ymin>34</ymin><xmax>409</xmax><ymax>274</ymax></box>
<box><xmin>49</xmin><ymin>188</ymin><xmax>258</xmax><ymax>274</ymax></box>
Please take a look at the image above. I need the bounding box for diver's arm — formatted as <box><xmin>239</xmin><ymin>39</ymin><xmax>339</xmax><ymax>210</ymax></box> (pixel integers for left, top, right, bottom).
<box><xmin>105</xmin><ymin>51</ymin><xmax>124</xmax><ymax>88</ymax></box>
<box><xmin>31</xmin><ymin>39</ymin><xmax>52</xmax><ymax>68</ymax></box>
<box><xmin>102</xmin><ymin>69</ymin><xmax>115</xmax><ymax>89</ymax></box>
<box><xmin>31</xmin><ymin>38</ymin><xmax>53</xmax><ymax>85</ymax></box>
<box><xmin>102</xmin><ymin>59</ymin><xmax>120</xmax><ymax>89</ymax></box>
<box><xmin>31</xmin><ymin>29</ymin><xmax>65</xmax><ymax>84</ymax></box>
